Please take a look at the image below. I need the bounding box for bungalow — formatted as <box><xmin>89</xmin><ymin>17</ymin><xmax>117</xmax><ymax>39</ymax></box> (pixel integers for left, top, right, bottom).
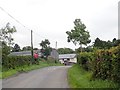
<box><xmin>59</xmin><ymin>54</ymin><xmax>77</xmax><ymax>64</ymax></box>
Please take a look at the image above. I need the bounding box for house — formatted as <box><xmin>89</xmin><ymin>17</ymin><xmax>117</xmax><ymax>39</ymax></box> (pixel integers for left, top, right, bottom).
<box><xmin>59</xmin><ymin>54</ymin><xmax>77</xmax><ymax>64</ymax></box>
<box><xmin>9</xmin><ymin>49</ymin><xmax>59</xmax><ymax>59</ymax></box>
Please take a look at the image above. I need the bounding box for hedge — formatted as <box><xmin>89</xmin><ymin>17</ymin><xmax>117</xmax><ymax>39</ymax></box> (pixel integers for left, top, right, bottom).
<box><xmin>77</xmin><ymin>44</ymin><xmax>120</xmax><ymax>83</ymax></box>
<box><xmin>2</xmin><ymin>56</ymin><xmax>32</xmax><ymax>71</ymax></box>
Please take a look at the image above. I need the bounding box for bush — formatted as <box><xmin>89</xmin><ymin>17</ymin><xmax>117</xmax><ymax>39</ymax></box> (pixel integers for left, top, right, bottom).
<box><xmin>2</xmin><ymin>56</ymin><xmax>32</xmax><ymax>71</ymax></box>
<box><xmin>92</xmin><ymin>45</ymin><xmax>120</xmax><ymax>83</ymax></box>
<box><xmin>77</xmin><ymin>52</ymin><xmax>94</xmax><ymax>71</ymax></box>
<box><xmin>77</xmin><ymin>44</ymin><xmax>120</xmax><ymax>83</ymax></box>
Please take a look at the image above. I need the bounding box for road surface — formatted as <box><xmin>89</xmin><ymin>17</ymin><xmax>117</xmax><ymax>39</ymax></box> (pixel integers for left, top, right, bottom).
<box><xmin>2</xmin><ymin>66</ymin><xmax>71</xmax><ymax>88</ymax></box>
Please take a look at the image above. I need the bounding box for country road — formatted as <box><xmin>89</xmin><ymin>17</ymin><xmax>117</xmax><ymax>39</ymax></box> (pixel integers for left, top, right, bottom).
<box><xmin>2</xmin><ymin>66</ymin><xmax>71</xmax><ymax>88</ymax></box>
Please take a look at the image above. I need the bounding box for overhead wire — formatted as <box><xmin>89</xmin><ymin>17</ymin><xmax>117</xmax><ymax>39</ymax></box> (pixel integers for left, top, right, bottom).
<box><xmin>0</xmin><ymin>6</ymin><xmax>57</xmax><ymax>45</ymax></box>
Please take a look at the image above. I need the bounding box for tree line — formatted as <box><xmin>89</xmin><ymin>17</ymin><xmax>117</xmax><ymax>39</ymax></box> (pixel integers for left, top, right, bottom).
<box><xmin>1</xmin><ymin>19</ymin><xmax>120</xmax><ymax>57</ymax></box>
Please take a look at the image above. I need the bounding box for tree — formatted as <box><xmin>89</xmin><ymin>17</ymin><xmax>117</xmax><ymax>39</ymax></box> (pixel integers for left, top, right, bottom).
<box><xmin>112</xmin><ymin>38</ymin><xmax>120</xmax><ymax>47</ymax></box>
<box><xmin>33</xmin><ymin>48</ymin><xmax>38</xmax><ymax>50</ymax></box>
<box><xmin>66</xmin><ymin>19</ymin><xmax>91</xmax><ymax>52</ymax></box>
<box><xmin>12</xmin><ymin>44</ymin><xmax>20</xmax><ymax>52</ymax></box>
<box><xmin>40</xmin><ymin>39</ymin><xmax>51</xmax><ymax>59</ymax></box>
<box><xmin>57</xmin><ymin>48</ymin><xmax>74</xmax><ymax>54</ymax></box>
<box><xmin>40</xmin><ymin>39</ymin><xmax>50</xmax><ymax>49</ymax></box>
<box><xmin>22</xmin><ymin>46</ymin><xmax>32</xmax><ymax>51</ymax></box>
<box><xmin>93</xmin><ymin>38</ymin><xmax>118</xmax><ymax>49</ymax></box>
<box><xmin>0</xmin><ymin>23</ymin><xmax>16</xmax><ymax>46</ymax></box>
<box><xmin>0</xmin><ymin>23</ymin><xmax>16</xmax><ymax>59</ymax></box>
<box><xmin>2</xmin><ymin>41</ymin><xmax>10</xmax><ymax>55</ymax></box>
<box><xmin>94</xmin><ymin>38</ymin><xmax>101</xmax><ymax>48</ymax></box>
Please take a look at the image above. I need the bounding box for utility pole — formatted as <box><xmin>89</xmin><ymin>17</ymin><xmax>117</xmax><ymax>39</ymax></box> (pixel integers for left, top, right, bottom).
<box><xmin>55</xmin><ymin>41</ymin><xmax>57</xmax><ymax>49</ymax></box>
<box><xmin>31</xmin><ymin>30</ymin><xmax>34</xmax><ymax>63</ymax></box>
<box><xmin>118</xmin><ymin>1</ymin><xmax>120</xmax><ymax>39</ymax></box>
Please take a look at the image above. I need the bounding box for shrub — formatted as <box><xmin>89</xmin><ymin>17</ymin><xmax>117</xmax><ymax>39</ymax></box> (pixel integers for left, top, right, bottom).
<box><xmin>2</xmin><ymin>56</ymin><xmax>32</xmax><ymax>71</ymax></box>
<box><xmin>77</xmin><ymin>44</ymin><xmax>120</xmax><ymax>83</ymax></box>
<box><xmin>77</xmin><ymin>52</ymin><xmax>94</xmax><ymax>71</ymax></box>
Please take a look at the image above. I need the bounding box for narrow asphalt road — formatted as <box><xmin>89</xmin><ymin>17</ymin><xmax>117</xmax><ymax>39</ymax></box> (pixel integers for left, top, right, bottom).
<box><xmin>2</xmin><ymin>66</ymin><xmax>71</xmax><ymax>88</ymax></box>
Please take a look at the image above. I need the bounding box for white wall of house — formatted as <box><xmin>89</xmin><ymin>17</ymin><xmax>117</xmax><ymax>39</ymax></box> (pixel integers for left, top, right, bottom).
<box><xmin>59</xmin><ymin>59</ymin><xmax>64</xmax><ymax>64</ymax></box>
<box><xmin>59</xmin><ymin>57</ymin><xmax>77</xmax><ymax>64</ymax></box>
<box><xmin>69</xmin><ymin>58</ymin><xmax>77</xmax><ymax>63</ymax></box>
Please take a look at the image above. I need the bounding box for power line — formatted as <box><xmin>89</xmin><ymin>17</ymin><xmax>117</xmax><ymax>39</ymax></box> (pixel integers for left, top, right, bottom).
<box><xmin>0</xmin><ymin>6</ymin><xmax>43</xmax><ymax>38</ymax></box>
<box><xmin>0</xmin><ymin>7</ymin><xmax>28</xmax><ymax>29</ymax></box>
<box><xmin>0</xmin><ymin>6</ymin><xmax>58</xmax><ymax>47</ymax></box>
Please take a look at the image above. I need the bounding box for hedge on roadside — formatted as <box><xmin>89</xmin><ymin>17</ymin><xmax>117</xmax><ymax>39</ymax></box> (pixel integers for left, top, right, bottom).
<box><xmin>2</xmin><ymin>56</ymin><xmax>32</xmax><ymax>71</ymax></box>
<box><xmin>77</xmin><ymin>44</ymin><xmax>120</xmax><ymax>83</ymax></box>
<box><xmin>77</xmin><ymin>52</ymin><xmax>94</xmax><ymax>71</ymax></box>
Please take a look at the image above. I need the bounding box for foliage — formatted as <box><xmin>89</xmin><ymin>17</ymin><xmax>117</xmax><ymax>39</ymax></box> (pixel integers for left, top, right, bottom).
<box><xmin>57</xmin><ymin>48</ymin><xmax>74</xmax><ymax>54</ymax></box>
<box><xmin>75</xmin><ymin>46</ymin><xmax>93</xmax><ymax>53</ymax></box>
<box><xmin>68</xmin><ymin>64</ymin><xmax>119</xmax><ymax>88</ymax></box>
<box><xmin>0</xmin><ymin>23</ymin><xmax>17</xmax><ymax>65</ymax></box>
<box><xmin>92</xmin><ymin>45</ymin><xmax>120</xmax><ymax>83</ymax></box>
<box><xmin>43</xmin><ymin>47</ymin><xmax>52</xmax><ymax>58</ymax></box>
<box><xmin>2</xmin><ymin>41</ymin><xmax>11</xmax><ymax>58</ymax></box>
<box><xmin>33</xmin><ymin>48</ymin><xmax>38</xmax><ymax>50</ymax></box>
<box><xmin>40</xmin><ymin>39</ymin><xmax>51</xmax><ymax>59</ymax></box>
<box><xmin>12</xmin><ymin>43</ymin><xmax>21</xmax><ymax>52</ymax></box>
<box><xmin>0</xmin><ymin>23</ymin><xmax>16</xmax><ymax>46</ymax></box>
<box><xmin>22</xmin><ymin>46</ymin><xmax>32</xmax><ymax>51</ymax></box>
<box><xmin>40</xmin><ymin>39</ymin><xmax>50</xmax><ymax>49</ymax></box>
<box><xmin>66</xmin><ymin>19</ymin><xmax>91</xmax><ymax>52</ymax></box>
<box><xmin>77</xmin><ymin>52</ymin><xmax>94</xmax><ymax>71</ymax></box>
<box><xmin>2</xmin><ymin>56</ymin><xmax>32</xmax><ymax>71</ymax></box>
<box><xmin>93</xmin><ymin>38</ymin><xmax>120</xmax><ymax>49</ymax></box>
<box><xmin>77</xmin><ymin>44</ymin><xmax>120</xmax><ymax>84</ymax></box>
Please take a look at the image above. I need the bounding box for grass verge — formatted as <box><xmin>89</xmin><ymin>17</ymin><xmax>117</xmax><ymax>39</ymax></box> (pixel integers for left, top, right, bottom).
<box><xmin>68</xmin><ymin>64</ymin><xmax>119</xmax><ymax>88</ymax></box>
<box><xmin>1</xmin><ymin>60</ymin><xmax>63</xmax><ymax>79</ymax></box>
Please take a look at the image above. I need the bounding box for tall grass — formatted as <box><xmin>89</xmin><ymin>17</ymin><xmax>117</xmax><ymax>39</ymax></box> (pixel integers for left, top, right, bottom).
<box><xmin>68</xmin><ymin>64</ymin><xmax>119</xmax><ymax>88</ymax></box>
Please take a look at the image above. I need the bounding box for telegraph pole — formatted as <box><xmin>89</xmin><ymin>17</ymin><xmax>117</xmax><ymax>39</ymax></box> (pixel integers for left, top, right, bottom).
<box><xmin>31</xmin><ymin>30</ymin><xmax>34</xmax><ymax>63</ymax></box>
<box><xmin>55</xmin><ymin>41</ymin><xmax>57</xmax><ymax>49</ymax></box>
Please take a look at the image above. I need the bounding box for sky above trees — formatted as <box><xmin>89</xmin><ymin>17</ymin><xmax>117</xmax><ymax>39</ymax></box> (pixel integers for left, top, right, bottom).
<box><xmin>0</xmin><ymin>0</ymin><xmax>119</xmax><ymax>50</ymax></box>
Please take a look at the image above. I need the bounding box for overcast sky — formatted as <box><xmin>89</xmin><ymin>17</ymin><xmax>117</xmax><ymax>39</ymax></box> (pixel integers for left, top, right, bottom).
<box><xmin>0</xmin><ymin>0</ymin><xmax>119</xmax><ymax>50</ymax></box>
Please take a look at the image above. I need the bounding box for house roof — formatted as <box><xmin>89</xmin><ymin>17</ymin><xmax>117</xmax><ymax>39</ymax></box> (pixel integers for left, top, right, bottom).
<box><xmin>9</xmin><ymin>51</ymin><xmax>31</xmax><ymax>56</ymax></box>
<box><xmin>9</xmin><ymin>50</ymin><xmax>41</xmax><ymax>56</ymax></box>
<box><xmin>59</xmin><ymin>54</ymin><xmax>76</xmax><ymax>59</ymax></box>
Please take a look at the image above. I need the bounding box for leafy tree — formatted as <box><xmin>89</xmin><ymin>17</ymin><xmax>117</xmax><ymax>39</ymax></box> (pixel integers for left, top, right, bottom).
<box><xmin>0</xmin><ymin>23</ymin><xmax>16</xmax><ymax>46</ymax></box>
<box><xmin>112</xmin><ymin>38</ymin><xmax>120</xmax><ymax>46</ymax></box>
<box><xmin>94</xmin><ymin>38</ymin><xmax>101</xmax><ymax>48</ymax></box>
<box><xmin>93</xmin><ymin>38</ymin><xmax>120</xmax><ymax>49</ymax></box>
<box><xmin>0</xmin><ymin>23</ymin><xmax>16</xmax><ymax>61</ymax></box>
<box><xmin>12</xmin><ymin>44</ymin><xmax>21</xmax><ymax>52</ymax></box>
<box><xmin>66</xmin><ymin>19</ymin><xmax>91</xmax><ymax>52</ymax></box>
<box><xmin>22</xmin><ymin>46</ymin><xmax>32</xmax><ymax>51</ymax></box>
<box><xmin>57</xmin><ymin>48</ymin><xmax>74</xmax><ymax>54</ymax></box>
<box><xmin>40</xmin><ymin>39</ymin><xmax>50</xmax><ymax>49</ymax></box>
<box><xmin>40</xmin><ymin>39</ymin><xmax>51</xmax><ymax>59</ymax></box>
<box><xmin>33</xmin><ymin>48</ymin><xmax>38</xmax><ymax>50</ymax></box>
<box><xmin>2</xmin><ymin>41</ymin><xmax>10</xmax><ymax>59</ymax></box>
<box><xmin>44</xmin><ymin>47</ymin><xmax>52</xmax><ymax>58</ymax></box>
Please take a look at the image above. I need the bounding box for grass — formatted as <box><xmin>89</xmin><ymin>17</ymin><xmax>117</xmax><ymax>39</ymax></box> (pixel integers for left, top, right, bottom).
<box><xmin>68</xmin><ymin>64</ymin><xmax>119</xmax><ymax>88</ymax></box>
<box><xmin>1</xmin><ymin>60</ymin><xmax>63</xmax><ymax>79</ymax></box>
